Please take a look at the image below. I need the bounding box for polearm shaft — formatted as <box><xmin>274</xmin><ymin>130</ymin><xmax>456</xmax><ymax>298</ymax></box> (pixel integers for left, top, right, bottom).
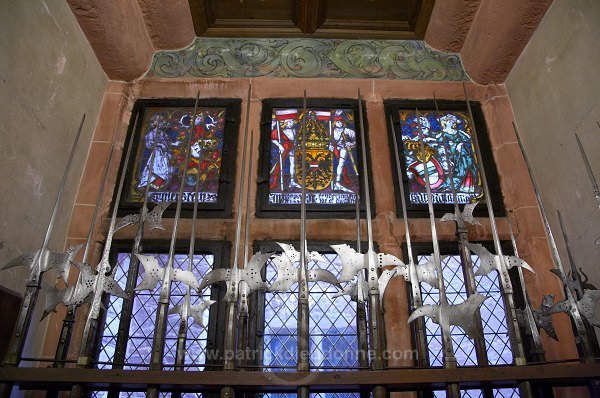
<box><xmin>416</xmin><ymin>109</ymin><xmax>460</xmax><ymax>398</ymax></box>
<box><xmin>512</xmin><ymin>120</ymin><xmax>596</xmax><ymax>364</ymax></box>
<box><xmin>575</xmin><ymin>133</ymin><xmax>600</xmax><ymax>211</ymax></box>
<box><xmin>507</xmin><ymin>214</ymin><xmax>545</xmax><ymax>361</ymax></box>
<box><xmin>70</xmin><ymin>113</ymin><xmax>138</xmax><ymax>398</ymax></box>
<box><xmin>220</xmin><ymin>85</ymin><xmax>252</xmax><ymax>398</ymax></box>
<box><xmin>146</xmin><ymin>94</ymin><xmax>200</xmax><ymax>398</ymax></box>
<box><xmin>175</xmin><ymin>95</ymin><xmax>205</xmax><ymax>373</ymax></box>
<box><xmin>389</xmin><ymin>115</ymin><xmax>429</xmax><ymax>366</ymax></box>
<box><xmin>0</xmin><ymin>115</ymin><xmax>85</xmax><ymax>398</ymax></box>
<box><xmin>557</xmin><ymin>211</ymin><xmax>599</xmax><ymax>354</ymax></box>
<box><xmin>112</xmin><ymin>107</ymin><xmax>173</xmax><ymax>373</ymax></box>
<box><xmin>297</xmin><ymin>91</ymin><xmax>310</xmax><ymax>398</ymax></box>
<box><xmin>237</xmin><ymin>132</ymin><xmax>255</xmax><ymax>370</ymax></box>
<box><xmin>434</xmin><ymin>97</ymin><xmax>489</xmax><ymax>372</ymax></box>
<box><xmin>462</xmin><ymin>86</ymin><xmax>531</xmax><ymax>398</ymax></box>
<box><xmin>355</xmin><ymin>198</ymin><xmax>369</xmax><ymax>372</ymax></box>
<box><xmin>356</xmin><ymin>90</ymin><xmax>386</xmax><ymax>398</ymax></box>
<box><xmin>52</xmin><ymin>146</ymin><xmax>115</xmax><ymax>371</ymax></box>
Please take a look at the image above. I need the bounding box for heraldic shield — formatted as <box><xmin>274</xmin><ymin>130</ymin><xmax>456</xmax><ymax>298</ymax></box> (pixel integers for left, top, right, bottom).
<box><xmin>294</xmin><ymin>111</ymin><xmax>333</xmax><ymax>191</ymax></box>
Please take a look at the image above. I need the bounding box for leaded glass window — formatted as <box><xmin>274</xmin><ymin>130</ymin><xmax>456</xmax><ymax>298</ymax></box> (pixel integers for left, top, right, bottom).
<box><xmin>95</xmin><ymin>242</ymin><xmax>227</xmax><ymax>373</ymax></box>
<box><xmin>257</xmin><ymin>99</ymin><xmax>372</xmax><ymax>218</ymax></box>
<box><xmin>258</xmin><ymin>244</ymin><xmax>360</xmax><ymax>372</ymax></box>
<box><xmin>412</xmin><ymin>244</ymin><xmax>519</xmax><ymax>398</ymax></box>
<box><xmin>385</xmin><ymin>100</ymin><xmax>503</xmax><ymax>218</ymax></box>
<box><xmin>119</xmin><ymin>99</ymin><xmax>241</xmax><ymax>218</ymax></box>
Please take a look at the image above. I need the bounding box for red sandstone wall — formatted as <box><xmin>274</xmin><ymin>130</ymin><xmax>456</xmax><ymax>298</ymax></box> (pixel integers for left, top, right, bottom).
<box><xmin>46</xmin><ymin>77</ymin><xmax>578</xmax><ymax>372</ymax></box>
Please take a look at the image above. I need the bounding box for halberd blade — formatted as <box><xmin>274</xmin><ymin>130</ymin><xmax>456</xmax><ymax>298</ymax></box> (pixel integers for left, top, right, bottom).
<box><xmin>1</xmin><ymin>252</ymin><xmax>37</xmax><ymax>271</ymax></box>
<box><xmin>189</xmin><ymin>299</ymin><xmax>216</xmax><ymax>328</ymax></box>
<box><xmin>378</xmin><ymin>268</ymin><xmax>398</xmax><ymax>307</ymax></box>
<box><xmin>377</xmin><ymin>253</ymin><xmax>404</xmax><ymax>268</ymax></box>
<box><xmin>308</xmin><ymin>268</ymin><xmax>340</xmax><ymax>288</ymax></box>
<box><xmin>448</xmin><ymin>293</ymin><xmax>488</xmax><ymax>340</ymax></box>
<box><xmin>330</xmin><ymin>244</ymin><xmax>365</xmax><ymax>282</ymax></box>
<box><xmin>145</xmin><ymin>202</ymin><xmax>171</xmax><ymax>230</ymax></box>
<box><xmin>268</xmin><ymin>254</ymin><xmax>296</xmax><ymax>292</ymax></box>
<box><xmin>577</xmin><ymin>289</ymin><xmax>600</xmax><ymax>328</ymax></box>
<box><xmin>41</xmin><ymin>281</ymin><xmax>62</xmax><ymax>320</ymax></box>
<box><xmin>114</xmin><ymin>214</ymin><xmax>140</xmax><ymax>232</ymax></box>
<box><xmin>505</xmin><ymin>256</ymin><xmax>535</xmax><ymax>274</ymax></box>
<box><xmin>198</xmin><ymin>268</ymin><xmax>231</xmax><ymax>291</ymax></box>
<box><xmin>333</xmin><ymin>281</ymin><xmax>368</xmax><ymax>303</ymax></box>
<box><xmin>134</xmin><ymin>254</ymin><xmax>164</xmax><ymax>291</ymax></box>
<box><xmin>172</xmin><ymin>269</ymin><xmax>200</xmax><ymax>290</ymax></box>
<box><xmin>241</xmin><ymin>252</ymin><xmax>272</xmax><ymax>291</ymax></box>
<box><xmin>416</xmin><ymin>259</ymin><xmax>439</xmax><ymax>288</ymax></box>
<box><xmin>408</xmin><ymin>293</ymin><xmax>489</xmax><ymax>340</ymax></box>
<box><xmin>64</xmin><ymin>262</ymin><xmax>96</xmax><ymax>307</ymax></box>
<box><xmin>533</xmin><ymin>294</ymin><xmax>559</xmax><ymax>341</ymax></box>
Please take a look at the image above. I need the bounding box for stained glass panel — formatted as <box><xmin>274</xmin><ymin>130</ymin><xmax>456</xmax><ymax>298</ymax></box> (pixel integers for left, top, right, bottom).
<box><xmin>126</xmin><ymin>106</ymin><xmax>228</xmax><ymax>204</ymax></box>
<box><xmin>397</xmin><ymin>110</ymin><xmax>482</xmax><ymax>205</ymax></box>
<box><xmin>268</xmin><ymin>108</ymin><xmax>359</xmax><ymax>205</ymax></box>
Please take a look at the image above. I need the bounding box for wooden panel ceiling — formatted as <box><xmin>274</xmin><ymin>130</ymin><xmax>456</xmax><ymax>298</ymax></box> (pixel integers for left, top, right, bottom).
<box><xmin>189</xmin><ymin>0</ymin><xmax>435</xmax><ymax>39</ymax></box>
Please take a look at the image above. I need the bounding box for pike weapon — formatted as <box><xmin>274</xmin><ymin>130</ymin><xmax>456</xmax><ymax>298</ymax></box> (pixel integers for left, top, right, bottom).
<box><xmin>0</xmin><ymin>115</ymin><xmax>86</xmax><ymax>380</ymax></box>
<box><xmin>111</xmin><ymin>105</ymin><xmax>179</xmax><ymax>369</ymax></box>
<box><xmin>507</xmin><ymin>214</ymin><xmax>548</xmax><ymax>359</ymax></box>
<box><xmin>69</xmin><ymin>117</ymin><xmax>138</xmax><ymax>398</ymax></box>
<box><xmin>575</xmin><ymin>133</ymin><xmax>600</xmax><ymax>211</ymax></box>
<box><xmin>388</xmin><ymin>114</ymin><xmax>434</xmax><ymax>366</ymax></box>
<box><xmin>276</xmin><ymin>117</ymin><xmax>285</xmax><ymax>191</ymax></box>
<box><xmin>408</xmin><ymin>108</ymin><xmax>460</xmax><ymax>398</ymax></box>
<box><xmin>141</xmin><ymin>94</ymin><xmax>201</xmax><ymax>398</ymax></box>
<box><xmin>460</xmin><ymin>86</ymin><xmax>530</xmax><ymax>397</ymax></box>
<box><xmin>512</xmin><ymin>119</ymin><xmax>597</xmax><ymax>362</ymax></box>
<box><xmin>330</xmin><ymin>198</ymin><xmax>371</xmax><ymax>375</ymax></box>
<box><xmin>237</xmin><ymin>130</ymin><xmax>257</xmax><ymax>369</ymax></box>
<box><xmin>44</xmin><ymin>146</ymin><xmax>115</xmax><ymax>381</ymax></box>
<box><xmin>168</xmin><ymin>103</ymin><xmax>216</xmax><ymax>372</ymax></box>
<box><xmin>298</xmin><ymin>92</ymin><xmax>311</xmax><ymax>398</ymax></box>
<box><xmin>434</xmin><ymin>97</ymin><xmax>488</xmax><ymax>366</ymax></box>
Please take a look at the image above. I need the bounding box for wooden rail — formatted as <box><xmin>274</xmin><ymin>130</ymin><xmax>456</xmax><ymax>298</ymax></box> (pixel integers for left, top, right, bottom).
<box><xmin>1</xmin><ymin>363</ymin><xmax>599</xmax><ymax>391</ymax></box>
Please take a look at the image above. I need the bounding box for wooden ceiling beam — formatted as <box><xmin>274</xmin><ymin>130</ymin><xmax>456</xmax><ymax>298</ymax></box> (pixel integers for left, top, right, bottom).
<box><xmin>294</xmin><ymin>0</ymin><xmax>327</xmax><ymax>34</ymax></box>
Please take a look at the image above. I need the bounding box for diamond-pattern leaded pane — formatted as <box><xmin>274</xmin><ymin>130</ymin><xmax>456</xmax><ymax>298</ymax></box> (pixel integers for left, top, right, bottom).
<box><xmin>473</xmin><ymin>255</ymin><xmax>513</xmax><ymax>365</ymax></box>
<box><xmin>418</xmin><ymin>254</ymin><xmax>476</xmax><ymax>367</ymax></box>
<box><xmin>493</xmin><ymin>388</ymin><xmax>519</xmax><ymax>398</ymax></box>
<box><xmin>263</xmin><ymin>250</ymin><xmax>358</xmax><ymax>371</ymax></box>
<box><xmin>95</xmin><ymin>251</ymin><xmax>214</xmax><ymax>371</ymax></box>
<box><xmin>461</xmin><ymin>390</ymin><xmax>483</xmax><ymax>398</ymax></box>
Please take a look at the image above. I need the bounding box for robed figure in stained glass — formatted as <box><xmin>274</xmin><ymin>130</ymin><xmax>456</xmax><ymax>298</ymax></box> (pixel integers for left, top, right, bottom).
<box><xmin>398</xmin><ymin>110</ymin><xmax>482</xmax><ymax>205</ymax></box>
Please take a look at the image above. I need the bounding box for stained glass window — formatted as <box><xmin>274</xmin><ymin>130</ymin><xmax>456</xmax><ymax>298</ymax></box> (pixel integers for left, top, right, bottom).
<box><xmin>386</xmin><ymin>101</ymin><xmax>504</xmax><ymax>218</ymax></box>
<box><xmin>257</xmin><ymin>99</ymin><xmax>370</xmax><ymax>218</ymax></box>
<box><xmin>397</xmin><ymin>110</ymin><xmax>482</xmax><ymax>205</ymax></box>
<box><xmin>119</xmin><ymin>100</ymin><xmax>240</xmax><ymax>217</ymax></box>
<box><xmin>268</xmin><ymin>108</ymin><xmax>359</xmax><ymax>205</ymax></box>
